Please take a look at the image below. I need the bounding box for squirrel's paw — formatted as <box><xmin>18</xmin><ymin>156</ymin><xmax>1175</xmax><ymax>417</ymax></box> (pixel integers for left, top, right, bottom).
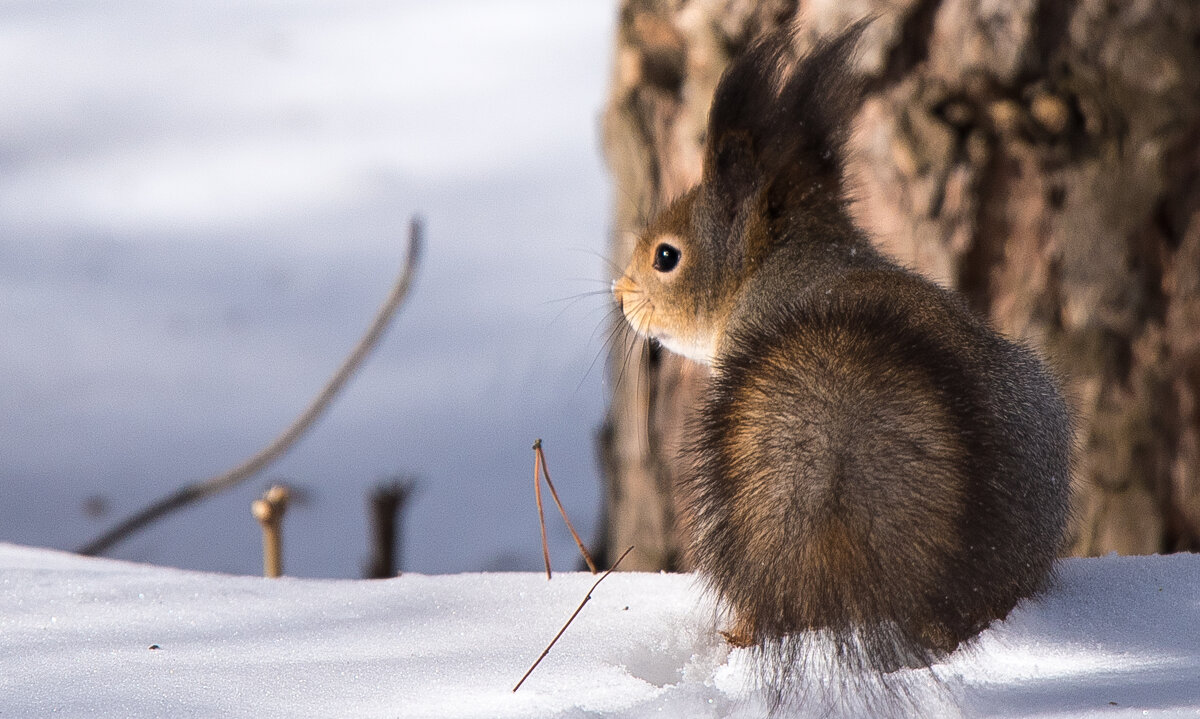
<box><xmin>719</xmin><ymin>615</ymin><xmax>757</xmax><ymax>648</ymax></box>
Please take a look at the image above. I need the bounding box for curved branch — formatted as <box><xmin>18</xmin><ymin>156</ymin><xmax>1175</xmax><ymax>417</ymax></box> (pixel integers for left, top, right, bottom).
<box><xmin>78</xmin><ymin>218</ymin><xmax>424</xmax><ymax>557</ymax></box>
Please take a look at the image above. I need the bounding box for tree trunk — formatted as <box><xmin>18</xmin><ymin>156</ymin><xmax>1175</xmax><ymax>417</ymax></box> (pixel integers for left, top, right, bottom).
<box><xmin>599</xmin><ymin>0</ymin><xmax>1200</xmax><ymax>570</ymax></box>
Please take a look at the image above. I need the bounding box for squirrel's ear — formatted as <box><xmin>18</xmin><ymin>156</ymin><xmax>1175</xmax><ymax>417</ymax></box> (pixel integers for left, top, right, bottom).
<box><xmin>700</xmin><ymin>37</ymin><xmax>786</xmax><ymax>224</ymax></box>
<box><xmin>762</xmin><ymin>21</ymin><xmax>867</xmax><ymax>217</ymax></box>
<box><xmin>701</xmin><ymin>22</ymin><xmax>869</xmax><ymax>226</ymax></box>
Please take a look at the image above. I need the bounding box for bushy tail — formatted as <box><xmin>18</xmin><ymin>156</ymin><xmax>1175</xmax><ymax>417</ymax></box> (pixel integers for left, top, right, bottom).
<box><xmin>685</xmin><ymin>279</ymin><xmax>1066</xmax><ymax>714</ymax></box>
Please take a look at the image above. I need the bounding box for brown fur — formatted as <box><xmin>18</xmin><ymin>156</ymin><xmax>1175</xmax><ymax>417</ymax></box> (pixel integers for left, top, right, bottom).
<box><xmin>612</xmin><ymin>23</ymin><xmax>1072</xmax><ymax>710</ymax></box>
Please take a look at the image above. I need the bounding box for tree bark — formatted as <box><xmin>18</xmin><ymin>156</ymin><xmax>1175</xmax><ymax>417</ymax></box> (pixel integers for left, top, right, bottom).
<box><xmin>599</xmin><ymin>0</ymin><xmax>1200</xmax><ymax>570</ymax></box>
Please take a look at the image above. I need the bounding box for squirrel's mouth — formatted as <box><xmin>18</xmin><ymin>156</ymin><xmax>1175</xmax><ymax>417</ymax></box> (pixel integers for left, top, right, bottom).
<box><xmin>618</xmin><ymin>298</ymin><xmax>717</xmax><ymax>365</ymax></box>
<box><xmin>613</xmin><ymin>278</ymin><xmax>652</xmax><ymax>333</ymax></box>
<box><xmin>619</xmin><ymin>298</ymin><xmax>662</xmax><ymax>342</ymax></box>
<box><xmin>620</xmin><ymin>301</ymin><xmax>655</xmax><ymax>337</ymax></box>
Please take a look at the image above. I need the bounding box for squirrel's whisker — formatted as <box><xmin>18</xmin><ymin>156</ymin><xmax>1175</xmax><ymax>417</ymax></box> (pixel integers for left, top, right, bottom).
<box><xmin>580</xmin><ymin>313</ymin><xmax>634</xmax><ymax>393</ymax></box>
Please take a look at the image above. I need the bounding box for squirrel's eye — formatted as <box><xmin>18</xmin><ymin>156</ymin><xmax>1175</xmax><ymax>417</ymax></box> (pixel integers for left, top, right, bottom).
<box><xmin>652</xmin><ymin>243</ymin><xmax>680</xmax><ymax>273</ymax></box>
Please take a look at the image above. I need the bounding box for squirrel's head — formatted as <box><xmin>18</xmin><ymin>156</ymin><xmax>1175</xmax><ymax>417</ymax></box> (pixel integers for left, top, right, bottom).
<box><xmin>612</xmin><ymin>186</ymin><xmax>734</xmax><ymax>364</ymax></box>
<box><xmin>613</xmin><ymin>23</ymin><xmax>867</xmax><ymax>365</ymax></box>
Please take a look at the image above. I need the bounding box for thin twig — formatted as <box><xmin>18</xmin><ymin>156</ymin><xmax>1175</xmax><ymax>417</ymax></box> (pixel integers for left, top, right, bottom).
<box><xmin>535</xmin><ymin>441</ymin><xmax>598</xmax><ymax>574</ymax></box>
<box><xmin>512</xmin><ymin>545</ymin><xmax>634</xmax><ymax>693</ymax></box>
<box><xmin>533</xmin><ymin>439</ymin><xmax>552</xmax><ymax>579</ymax></box>
<box><xmin>78</xmin><ymin>218</ymin><xmax>424</xmax><ymax>557</ymax></box>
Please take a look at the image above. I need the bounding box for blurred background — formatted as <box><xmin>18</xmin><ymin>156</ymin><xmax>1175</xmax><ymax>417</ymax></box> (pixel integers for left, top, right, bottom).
<box><xmin>1</xmin><ymin>0</ymin><xmax>616</xmax><ymax>576</ymax></box>
<box><xmin>7</xmin><ymin>0</ymin><xmax>1200</xmax><ymax>580</ymax></box>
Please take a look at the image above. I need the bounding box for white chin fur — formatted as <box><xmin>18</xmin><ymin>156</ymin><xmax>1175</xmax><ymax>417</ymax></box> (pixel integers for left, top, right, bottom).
<box><xmin>655</xmin><ymin>333</ymin><xmax>715</xmax><ymax>365</ymax></box>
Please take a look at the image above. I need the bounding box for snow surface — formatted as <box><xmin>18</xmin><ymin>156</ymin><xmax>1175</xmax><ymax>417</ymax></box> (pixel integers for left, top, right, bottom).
<box><xmin>2</xmin><ymin>544</ymin><xmax>1198</xmax><ymax>718</ymax></box>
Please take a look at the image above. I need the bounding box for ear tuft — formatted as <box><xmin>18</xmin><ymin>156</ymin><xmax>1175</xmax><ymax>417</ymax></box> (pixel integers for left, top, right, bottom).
<box><xmin>700</xmin><ymin>21</ymin><xmax>870</xmax><ymax>223</ymax></box>
<box><xmin>768</xmin><ymin>20</ymin><xmax>869</xmax><ymax>178</ymax></box>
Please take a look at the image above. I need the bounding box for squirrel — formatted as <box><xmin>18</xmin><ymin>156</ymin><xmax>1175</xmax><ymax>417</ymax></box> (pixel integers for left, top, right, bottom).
<box><xmin>611</xmin><ymin>22</ymin><xmax>1072</xmax><ymax>708</ymax></box>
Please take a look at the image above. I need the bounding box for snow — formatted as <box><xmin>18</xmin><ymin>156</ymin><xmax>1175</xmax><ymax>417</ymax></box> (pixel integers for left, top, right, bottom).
<box><xmin>2</xmin><ymin>543</ymin><xmax>1198</xmax><ymax>718</ymax></box>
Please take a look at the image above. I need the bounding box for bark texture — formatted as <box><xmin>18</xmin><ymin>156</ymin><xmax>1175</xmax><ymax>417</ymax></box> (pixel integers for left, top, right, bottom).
<box><xmin>599</xmin><ymin>0</ymin><xmax>1200</xmax><ymax>569</ymax></box>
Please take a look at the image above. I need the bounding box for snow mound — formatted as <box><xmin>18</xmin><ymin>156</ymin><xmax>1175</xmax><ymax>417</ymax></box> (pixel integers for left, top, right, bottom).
<box><xmin>1</xmin><ymin>544</ymin><xmax>1197</xmax><ymax>717</ymax></box>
